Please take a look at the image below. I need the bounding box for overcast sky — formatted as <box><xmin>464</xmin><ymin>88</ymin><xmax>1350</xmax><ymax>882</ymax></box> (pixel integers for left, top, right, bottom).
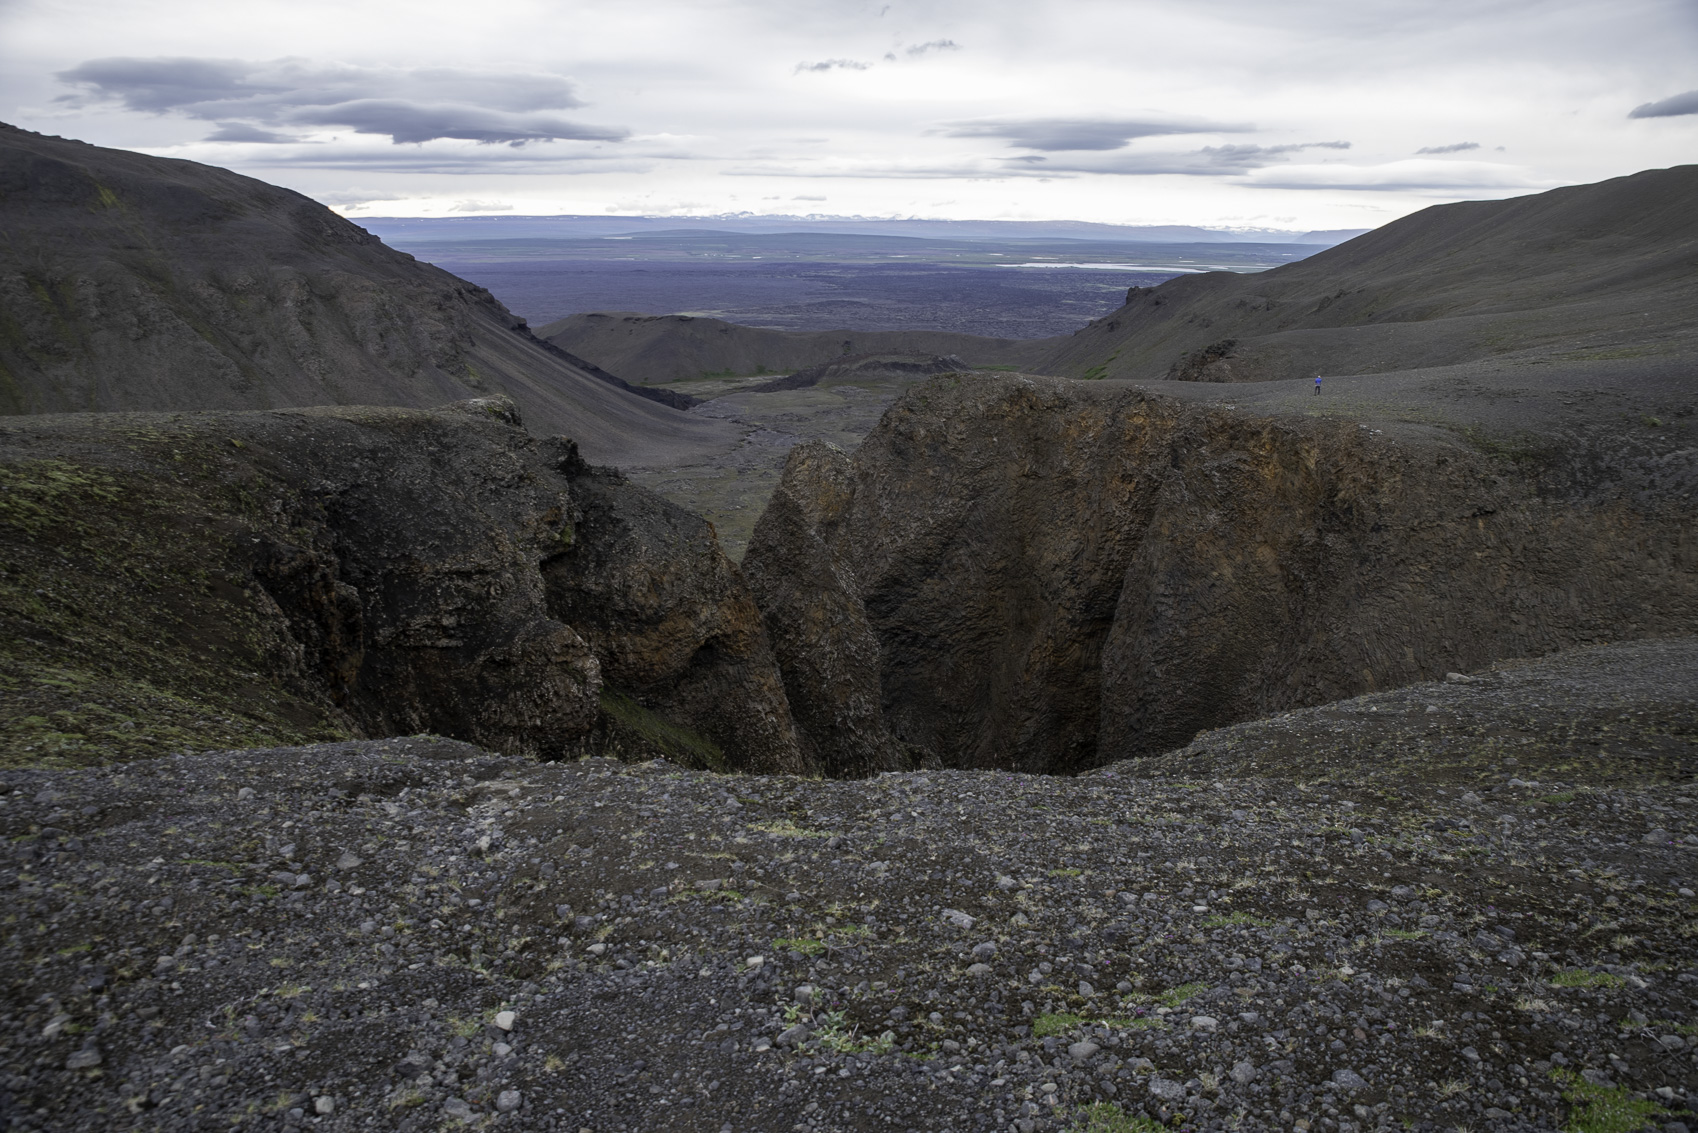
<box><xmin>4</xmin><ymin>0</ymin><xmax>1696</xmax><ymax>229</ymax></box>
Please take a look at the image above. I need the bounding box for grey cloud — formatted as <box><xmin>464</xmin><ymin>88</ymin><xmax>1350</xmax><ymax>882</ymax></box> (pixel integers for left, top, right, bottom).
<box><xmin>794</xmin><ymin>59</ymin><xmax>872</xmax><ymax>73</ymax></box>
<box><xmin>906</xmin><ymin>40</ymin><xmax>960</xmax><ymax>56</ymax></box>
<box><xmin>1002</xmin><ymin>140</ymin><xmax>1349</xmax><ymax>177</ymax></box>
<box><xmin>1198</xmin><ymin>141</ymin><xmax>1349</xmax><ymax>168</ymax></box>
<box><xmin>56</xmin><ymin>57</ymin><xmax>264</xmax><ymax>113</ymax></box>
<box><xmin>1629</xmin><ymin>90</ymin><xmax>1698</xmax><ymax>118</ymax></box>
<box><xmin>1415</xmin><ymin>141</ymin><xmax>1480</xmax><ymax>154</ymax></box>
<box><xmin>286</xmin><ymin>101</ymin><xmax>625</xmax><ymax>145</ymax></box>
<box><xmin>55</xmin><ymin>56</ymin><xmax>622</xmax><ymax>146</ymax></box>
<box><xmin>449</xmin><ymin>200</ymin><xmax>513</xmax><ymax>212</ymax></box>
<box><xmin>944</xmin><ymin>117</ymin><xmax>1248</xmax><ymax>151</ymax></box>
<box><xmin>204</xmin><ymin>122</ymin><xmax>300</xmax><ymax>144</ymax></box>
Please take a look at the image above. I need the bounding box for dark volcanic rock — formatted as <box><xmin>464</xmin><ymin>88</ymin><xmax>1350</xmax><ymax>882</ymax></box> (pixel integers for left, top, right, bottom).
<box><xmin>0</xmin><ymin>123</ymin><xmax>736</xmax><ymax>466</ymax></box>
<box><xmin>742</xmin><ymin>373</ymin><xmax>1698</xmax><ymax>772</ymax></box>
<box><xmin>543</xmin><ymin>461</ymin><xmax>811</xmax><ymax>775</ymax></box>
<box><xmin>0</xmin><ymin>398</ymin><xmax>799</xmax><ymax>770</ymax></box>
<box><xmin>742</xmin><ymin>441</ymin><xmax>906</xmax><ymax>777</ymax></box>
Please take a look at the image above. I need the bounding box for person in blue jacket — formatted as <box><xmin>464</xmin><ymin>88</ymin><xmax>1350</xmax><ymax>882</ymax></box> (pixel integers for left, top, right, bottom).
<box><xmin>1314</xmin><ymin>373</ymin><xmax>1322</xmax><ymax>395</ymax></box>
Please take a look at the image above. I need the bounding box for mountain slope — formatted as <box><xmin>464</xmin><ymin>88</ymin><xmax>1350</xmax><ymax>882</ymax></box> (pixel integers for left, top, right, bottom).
<box><xmin>0</xmin><ymin>124</ymin><xmax>735</xmax><ymax>466</ymax></box>
<box><xmin>1036</xmin><ymin>164</ymin><xmax>1698</xmax><ymax>382</ymax></box>
<box><xmin>536</xmin><ymin>312</ymin><xmax>1053</xmax><ymax>386</ymax></box>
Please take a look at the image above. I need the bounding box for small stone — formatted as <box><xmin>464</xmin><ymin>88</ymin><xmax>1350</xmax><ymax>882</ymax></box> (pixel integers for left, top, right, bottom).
<box><xmin>65</xmin><ymin>1047</ymin><xmax>102</xmax><ymax>1070</ymax></box>
<box><xmin>493</xmin><ymin>1010</ymin><xmax>516</xmax><ymax>1031</ymax></box>
<box><xmin>793</xmin><ymin>984</ymin><xmax>815</xmax><ymax>1004</ymax></box>
<box><xmin>1148</xmin><ymin>1077</ymin><xmax>1185</xmax><ymax>1102</ymax></box>
<box><xmin>1332</xmin><ymin>1068</ymin><xmax>1368</xmax><ymax>1091</ymax></box>
<box><xmin>493</xmin><ymin>1042</ymin><xmax>512</xmax><ymax>1057</ymax></box>
<box><xmin>745</xmin><ymin>955</ymin><xmax>765</xmax><ymax>968</ymax></box>
<box><xmin>1679</xmin><ymin>888</ymin><xmax>1695</xmax><ymax>898</ymax></box>
<box><xmin>314</xmin><ymin>1096</ymin><xmax>335</xmax><ymax>1116</ymax></box>
<box><xmin>940</xmin><ymin>908</ymin><xmax>975</xmax><ymax>929</ymax></box>
<box><xmin>587</xmin><ymin>943</ymin><xmax>607</xmax><ymax>956</ymax></box>
<box><xmin>1230</xmin><ymin>1060</ymin><xmax>1257</xmax><ymax>1085</ymax></box>
<box><xmin>496</xmin><ymin>1089</ymin><xmax>521</xmax><ymax>1114</ymax></box>
<box><xmin>42</xmin><ymin>1014</ymin><xmax>72</xmax><ymax>1039</ymax></box>
<box><xmin>1644</xmin><ymin>829</ymin><xmax>1671</xmax><ymax>845</ymax></box>
<box><xmin>777</xmin><ymin>1023</ymin><xmax>811</xmax><ymax>1047</ymax></box>
<box><xmin>237</xmin><ymin>787</ymin><xmax>256</xmax><ymax>800</ymax></box>
<box><xmin>442</xmin><ymin>1097</ymin><xmax>473</xmax><ymax>1122</ymax></box>
<box><xmin>972</xmin><ymin>941</ymin><xmax>997</xmax><ymax>959</ymax></box>
<box><xmin>291</xmin><ymin>873</ymin><xmax>312</xmax><ymax>889</ymax></box>
<box><xmin>1190</xmin><ymin>1015</ymin><xmax>1219</xmax><ymax>1032</ymax></box>
<box><xmin>336</xmin><ymin>851</ymin><xmax>363</xmax><ymax>870</ymax></box>
<box><xmin>1078</xmin><ymin>980</ymin><xmax>1094</xmax><ymax>997</ymax></box>
<box><xmin>1067</xmin><ymin>1040</ymin><xmax>1100</xmax><ymax>1061</ymax></box>
<box><xmin>968</xmin><ymin>963</ymin><xmax>993</xmax><ymax>976</ymax></box>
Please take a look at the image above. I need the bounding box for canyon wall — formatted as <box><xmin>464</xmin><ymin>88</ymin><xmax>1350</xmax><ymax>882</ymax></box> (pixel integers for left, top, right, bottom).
<box><xmin>743</xmin><ymin>374</ymin><xmax>1698</xmax><ymax>773</ymax></box>
<box><xmin>0</xmin><ymin>398</ymin><xmax>806</xmax><ymax>772</ymax></box>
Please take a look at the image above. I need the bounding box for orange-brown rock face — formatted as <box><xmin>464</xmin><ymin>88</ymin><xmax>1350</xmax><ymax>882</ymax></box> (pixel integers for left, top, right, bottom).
<box><xmin>743</xmin><ymin>373</ymin><xmax>1698</xmax><ymax>773</ymax></box>
<box><xmin>542</xmin><ymin>463</ymin><xmax>811</xmax><ymax>776</ymax></box>
<box><xmin>742</xmin><ymin>442</ymin><xmax>908</xmax><ymax>778</ymax></box>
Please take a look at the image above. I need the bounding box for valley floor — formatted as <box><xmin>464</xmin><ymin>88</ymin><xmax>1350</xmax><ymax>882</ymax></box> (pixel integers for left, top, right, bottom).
<box><xmin>2</xmin><ymin>639</ymin><xmax>1694</xmax><ymax>1133</ymax></box>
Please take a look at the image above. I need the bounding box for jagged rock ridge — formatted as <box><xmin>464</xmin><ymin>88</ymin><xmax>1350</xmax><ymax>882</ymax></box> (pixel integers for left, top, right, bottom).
<box><xmin>0</xmin><ymin>398</ymin><xmax>806</xmax><ymax>773</ymax></box>
<box><xmin>743</xmin><ymin>374</ymin><xmax>1698</xmax><ymax>774</ymax></box>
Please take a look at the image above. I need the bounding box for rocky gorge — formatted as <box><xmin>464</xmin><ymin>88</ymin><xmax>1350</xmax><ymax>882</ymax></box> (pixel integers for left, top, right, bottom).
<box><xmin>1</xmin><ymin>127</ymin><xmax>1695</xmax><ymax>1133</ymax></box>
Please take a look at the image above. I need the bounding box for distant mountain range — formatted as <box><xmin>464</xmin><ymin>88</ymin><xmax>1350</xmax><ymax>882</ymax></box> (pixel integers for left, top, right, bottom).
<box><xmin>358</xmin><ymin>213</ymin><xmax>1369</xmax><ymax>246</ymax></box>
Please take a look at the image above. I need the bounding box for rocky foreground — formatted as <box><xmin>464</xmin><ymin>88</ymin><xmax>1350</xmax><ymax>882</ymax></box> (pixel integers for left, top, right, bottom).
<box><xmin>2</xmin><ymin>638</ymin><xmax>1694</xmax><ymax>1133</ymax></box>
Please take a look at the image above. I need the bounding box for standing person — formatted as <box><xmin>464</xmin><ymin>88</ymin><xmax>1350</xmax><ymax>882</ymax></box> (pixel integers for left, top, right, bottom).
<box><xmin>1314</xmin><ymin>373</ymin><xmax>1322</xmax><ymax>395</ymax></box>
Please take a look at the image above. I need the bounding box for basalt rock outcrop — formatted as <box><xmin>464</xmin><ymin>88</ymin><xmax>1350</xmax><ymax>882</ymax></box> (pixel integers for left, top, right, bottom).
<box><xmin>0</xmin><ymin>397</ymin><xmax>806</xmax><ymax>772</ymax></box>
<box><xmin>742</xmin><ymin>373</ymin><xmax>1698</xmax><ymax>774</ymax></box>
<box><xmin>741</xmin><ymin>442</ymin><xmax>909</xmax><ymax>778</ymax></box>
<box><xmin>0</xmin><ymin>124</ymin><xmax>736</xmax><ymax>466</ymax></box>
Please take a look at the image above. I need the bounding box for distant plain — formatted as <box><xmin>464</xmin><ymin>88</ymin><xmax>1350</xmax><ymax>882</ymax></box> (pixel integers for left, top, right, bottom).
<box><xmin>367</xmin><ymin>227</ymin><xmax>1319</xmax><ymax>337</ymax></box>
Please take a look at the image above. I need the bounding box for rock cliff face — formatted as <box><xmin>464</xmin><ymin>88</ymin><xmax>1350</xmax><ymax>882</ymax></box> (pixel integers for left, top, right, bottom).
<box><xmin>742</xmin><ymin>374</ymin><xmax>1698</xmax><ymax>773</ymax></box>
<box><xmin>0</xmin><ymin>124</ymin><xmax>737</xmax><ymax>466</ymax></box>
<box><xmin>742</xmin><ymin>443</ymin><xmax>909</xmax><ymax>778</ymax></box>
<box><xmin>0</xmin><ymin>398</ymin><xmax>804</xmax><ymax>772</ymax></box>
<box><xmin>543</xmin><ymin>459</ymin><xmax>806</xmax><ymax>774</ymax></box>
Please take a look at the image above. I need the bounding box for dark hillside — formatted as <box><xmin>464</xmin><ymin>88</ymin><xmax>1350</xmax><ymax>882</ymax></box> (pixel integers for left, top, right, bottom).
<box><xmin>1036</xmin><ymin>165</ymin><xmax>1698</xmax><ymax>383</ymax></box>
<box><xmin>0</xmin><ymin>124</ymin><xmax>735</xmax><ymax>465</ymax></box>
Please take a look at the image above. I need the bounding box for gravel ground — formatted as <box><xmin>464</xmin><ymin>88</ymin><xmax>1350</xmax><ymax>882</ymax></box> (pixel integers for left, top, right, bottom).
<box><xmin>3</xmin><ymin>640</ymin><xmax>1694</xmax><ymax>1133</ymax></box>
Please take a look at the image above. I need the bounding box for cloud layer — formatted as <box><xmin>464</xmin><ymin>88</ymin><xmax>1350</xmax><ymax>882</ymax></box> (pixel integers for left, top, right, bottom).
<box><xmin>1629</xmin><ymin>90</ymin><xmax>1698</xmax><ymax>119</ymax></box>
<box><xmin>6</xmin><ymin>0</ymin><xmax>1693</xmax><ymax>228</ymax></box>
<box><xmin>944</xmin><ymin>117</ymin><xmax>1246</xmax><ymax>152</ymax></box>
<box><xmin>56</xmin><ymin>57</ymin><xmax>627</xmax><ymax>145</ymax></box>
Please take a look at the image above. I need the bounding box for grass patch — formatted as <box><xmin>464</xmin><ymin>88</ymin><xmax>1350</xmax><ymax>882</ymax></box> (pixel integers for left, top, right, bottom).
<box><xmin>1384</xmin><ymin>929</ymin><xmax>1428</xmax><ymax>941</ymax></box>
<box><xmin>1145</xmin><ymin>981</ymin><xmax>1207</xmax><ymax>1008</ymax></box>
<box><xmin>1551</xmin><ymin>970</ymin><xmax>1626</xmax><ymax>990</ymax></box>
<box><xmin>1049</xmin><ymin>868</ymin><xmax>1083</xmax><ymax>878</ymax></box>
<box><xmin>1551</xmin><ymin>1068</ymin><xmax>1668</xmax><ymax>1133</ymax></box>
<box><xmin>1064</xmin><ymin>1102</ymin><xmax>1165</xmax><ymax>1132</ymax></box>
<box><xmin>1032</xmin><ymin>1012</ymin><xmax>1087</xmax><ymax>1038</ymax></box>
<box><xmin>811</xmin><ymin>1010</ymin><xmax>894</xmax><ymax>1055</ymax></box>
<box><xmin>747</xmin><ymin>818</ymin><xmax>828</xmax><ymax>839</ymax></box>
<box><xmin>1202</xmin><ymin>912</ymin><xmax>1273</xmax><ymax>928</ymax></box>
<box><xmin>598</xmin><ymin>689</ymin><xmax>726</xmax><ymax>771</ymax></box>
<box><xmin>1540</xmin><ymin>790</ymin><xmax>1580</xmax><ymax>804</ymax></box>
<box><xmin>773</xmin><ymin>937</ymin><xmax>826</xmax><ymax>956</ymax></box>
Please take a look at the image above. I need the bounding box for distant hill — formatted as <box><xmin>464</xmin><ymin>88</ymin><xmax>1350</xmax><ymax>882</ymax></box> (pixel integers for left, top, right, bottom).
<box><xmin>1034</xmin><ymin>165</ymin><xmax>1698</xmax><ymax>382</ymax></box>
<box><xmin>0</xmin><ymin>124</ymin><xmax>735</xmax><ymax>466</ymax></box>
<box><xmin>536</xmin><ymin>312</ymin><xmax>1053</xmax><ymax>386</ymax></box>
<box><xmin>361</xmin><ymin>214</ymin><xmax>1371</xmax><ymax>246</ymax></box>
